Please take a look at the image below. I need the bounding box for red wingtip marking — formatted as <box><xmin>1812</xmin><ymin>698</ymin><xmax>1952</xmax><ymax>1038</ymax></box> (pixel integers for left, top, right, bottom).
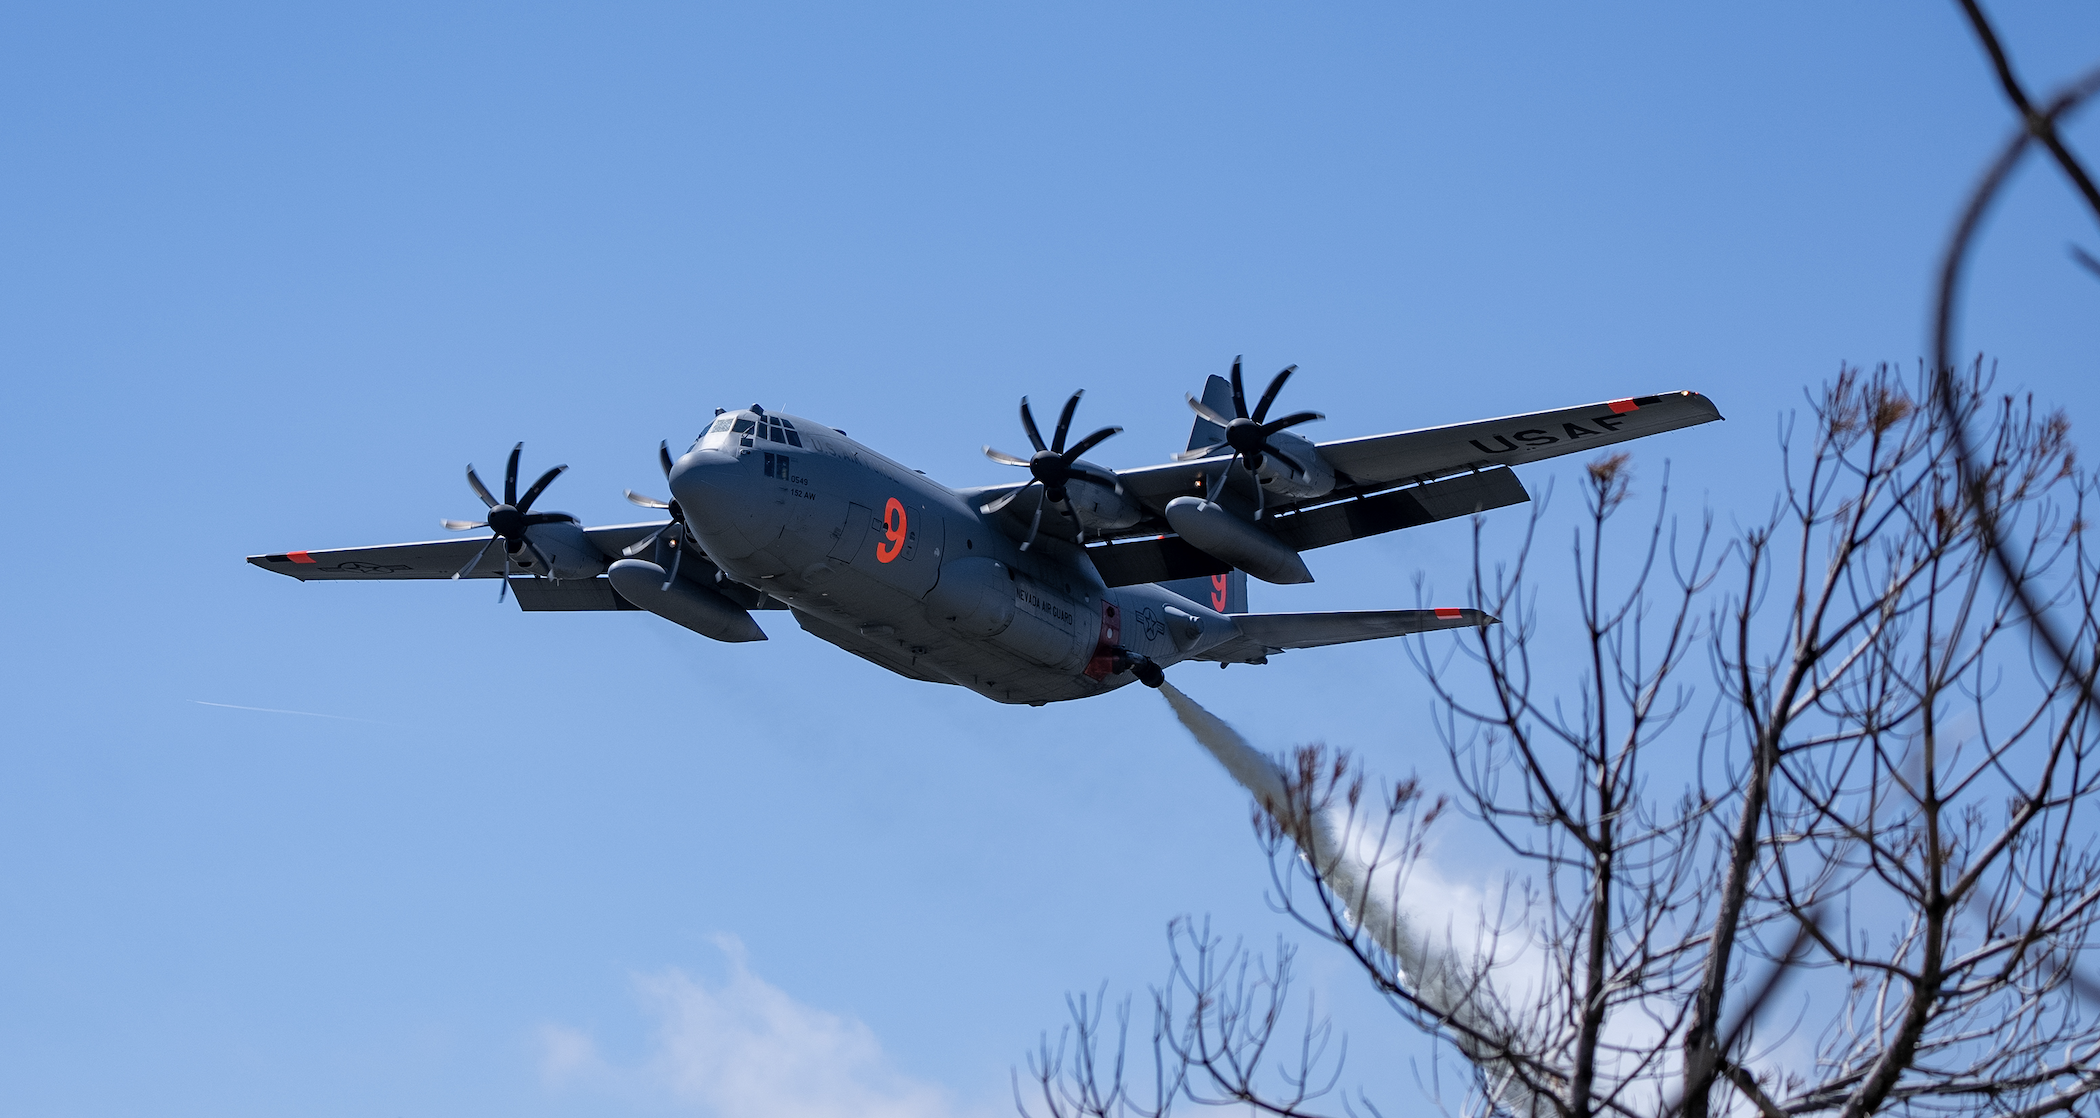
<box><xmin>1434</xmin><ymin>607</ymin><xmax>1462</xmax><ymax>619</ymax></box>
<box><xmin>287</xmin><ymin>551</ymin><xmax>315</xmax><ymax>564</ymax></box>
<box><xmin>1607</xmin><ymin>398</ymin><xmax>1639</xmax><ymax>414</ymax></box>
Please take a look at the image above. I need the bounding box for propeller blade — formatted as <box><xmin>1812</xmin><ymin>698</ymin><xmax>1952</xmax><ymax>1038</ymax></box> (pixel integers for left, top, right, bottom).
<box><xmin>626</xmin><ymin>489</ymin><xmax>672</xmax><ymax>509</ymax></box>
<box><xmin>466</xmin><ymin>465</ymin><xmax>498</xmax><ymax>509</ymax></box>
<box><xmin>516</xmin><ymin>464</ymin><xmax>568</xmax><ymax>513</ymax></box>
<box><xmin>503</xmin><ymin>443</ymin><xmax>523</xmax><ymax>505</ymax></box>
<box><xmin>1050</xmin><ymin>390</ymin><xmax>1083</xmax><ymax>453</ymax></box>
<box><xmin>659</xmin><ymin>440</ymin><xmax>675</xmax><ymax>479</ymax></box>
<box><xmin>498</xmin><ymin>554</ymin><xmax>512</xmax><ymax>602</ymax></box>
<box><xmin>1018</xmin><ymin>488</ymin><xmax>1045</xmax><ymax>551</ymax></box>
<box><xmin>983</xmin><ymin>446</ymin><xmax>1032</xmax><ymax>467</ymax></box>
<box><xmin>442</xmin><ymin>519</ymin><xmax>487</xmax><ymax>531</ymax></box>
<box><xmin>1185</xmin><ymin>394</ymin><xmax>1236</xmax><ymax>429</ymax></box>
<box><xmin>1266</xmin><ymin>444</ymin><xmax>1310</xmax><ymax>477</ymax></box>
<box><xmin>1047</xmin><ymin>490</ymin><xmax>1084</xmax><ymax>543</ymax></box>
<box><xmin>661</xmin><ymin>538</ymin><xmax>683</xmax><ymax>590</ymax></box>
<box><xmin>1173</xmin><ymin>442</ymin><xmax>1228</xmax><ymax>462</ymax></box>
<box><xmin>622</xmin><ymin>523</ymin><xmax>673</xmax><ymax>557</ymax></box>
<box><xmin>1228</xmin><ymin>356</ymin><xmax>1247</xmax><ymax>419</ymax></box>
<box><xmin>1251</xmin><ymin>365</ymin><xmax>1296</xmax><ymax>424</ymax></box>
<box><xmin>452</xmin><ymin>533</ymin><xmax>500</xmax><ymax>579</ymax></box>
<box><xmin>979</xmin><ymin>483</ymin><xmax>1033</xmax><ymax>514</ymax></box>
<box><xmin>524</xmin><ymin>538</ymin><xmax>556</xmax><ymax>577</ymax></box>
<box><xmin>1260</xmin><ymin>410</ymin><xmax>1324</xmax><ymax>435</ymax></box>
<box><xmin>1061</xmin><ymin>425</ymin><xmax>1121</xmax><ymax>463</ymax></box>
<box><xmin>1018</xmin><ymin>397</ymin><xmax>1047</xmax><ymax>453</ymax></box>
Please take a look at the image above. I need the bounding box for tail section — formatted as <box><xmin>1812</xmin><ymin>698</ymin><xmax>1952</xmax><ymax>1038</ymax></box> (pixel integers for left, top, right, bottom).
<box><xmin>1160</xmin><ymin>570</ymin><xmax>1247</xmax><ymax>614</ymax></box>
<box><xmin>1161</xmin><ymin>372</ymin><xmax>1251</xmax><ymax>615</ymax></box>
<box><xmin>1186</xmin><ymin>373</ymin><xmax>1236</xmax><ymax>453</ymax></box>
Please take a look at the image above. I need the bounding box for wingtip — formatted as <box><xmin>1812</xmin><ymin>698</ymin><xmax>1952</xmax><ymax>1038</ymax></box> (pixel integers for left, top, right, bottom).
<box><xmin>247</xmin><ymin>553</ymin><xmax>311</xmax><ymax>580</ymax></box>
<box><xmin>1435</xmin><ymin>607</ymin><xmax>1498</xmax><ymax>626</ymax></box>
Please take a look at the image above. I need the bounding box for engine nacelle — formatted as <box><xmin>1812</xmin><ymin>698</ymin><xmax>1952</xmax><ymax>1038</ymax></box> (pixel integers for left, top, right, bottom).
<box><xmin>1064</xmin><ymin>461</ymin><xmax>1144</xmax><ymax>532</ymax></box>
<box><xmin>1252</xmin><ymin>431</ymin><xmax>1336</xmax><ymax>502</ymax></box>
<box><xmin>607</xmin><ymin>559</ymin><xmax>767</xmax><ymax>642</ymax></box>
<box><xmin>519</xmin><ymin>520</ymin><xmax>609</xmax><ymax>580</ymax></box>
<box><xmin>1164</xmin><ymin>497</ymin><xmax>1314</xmax><ymax>585</ymax></box>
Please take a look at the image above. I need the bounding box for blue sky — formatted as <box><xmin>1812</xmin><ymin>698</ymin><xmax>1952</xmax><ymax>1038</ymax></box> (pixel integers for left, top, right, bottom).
<box><xmin>3</xmin><ymin>3</ymin><xmax>2097</xmax><ymax>1115</ymax></box>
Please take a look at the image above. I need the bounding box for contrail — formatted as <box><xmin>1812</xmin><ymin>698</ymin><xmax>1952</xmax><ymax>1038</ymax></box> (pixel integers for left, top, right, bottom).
<box><xmin>1158</xmin><ymin>682</ymin><xmax>1548</xmax><ymax>1116</ymax></box>
<box><xmin>188</xmin><ymin>699</ymin><xmax>392</xmax><ymax>726</ymax></box>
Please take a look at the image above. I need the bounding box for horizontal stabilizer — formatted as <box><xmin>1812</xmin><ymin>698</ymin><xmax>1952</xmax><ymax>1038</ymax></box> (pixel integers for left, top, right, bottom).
<box><xmin>1199</xmin><ymin>607</ymin><xmax>1494</xmax><ymax>662</ymax></box>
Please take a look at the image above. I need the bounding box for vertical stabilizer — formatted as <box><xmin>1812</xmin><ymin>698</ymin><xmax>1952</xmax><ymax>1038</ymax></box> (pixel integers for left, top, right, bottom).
<box><xmin>1187</xmin><ymin>373</ymin><xmax>1235</xmax><ymax>452</ymax></box>
<box><xmin>1160</xmin><ymin>570</ymin><xmax>1248</xmax><ymax>614</ymax></box>
<box><xmin>1165</xmin><ymin>372</ymin><xmax>1251</xmax><ymax>614</ymax></box>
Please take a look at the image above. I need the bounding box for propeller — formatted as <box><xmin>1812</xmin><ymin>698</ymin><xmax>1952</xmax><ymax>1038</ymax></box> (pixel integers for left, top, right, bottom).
<box><xmin>1176</xmin><ymin>356</ymin><xmax>1324</xmax><ymax>477</ymax></box>
<box><xmin>980</xmin><ymin>390</ymin><xmax>1123</xmax><ymax>550</ymax></box>
<box><xmin>444</xmin><ymin>442</ymin><xmax>568</xmax><ymax>602</ymax></box>
<box><xmin>622</xmin><ymin>441</ymin><xmax>693</xmax><ymax>590</ymax></box>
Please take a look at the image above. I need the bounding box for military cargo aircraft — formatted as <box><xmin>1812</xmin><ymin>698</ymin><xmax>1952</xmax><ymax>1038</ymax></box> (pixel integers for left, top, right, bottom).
<box><xmin>249</xmin><ymin>361</ymin><xmax>1720</xmax><ymax>705</ymax></box>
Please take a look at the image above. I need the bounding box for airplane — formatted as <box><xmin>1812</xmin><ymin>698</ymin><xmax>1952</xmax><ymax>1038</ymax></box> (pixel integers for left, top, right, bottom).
<box><xmin>248</xmin><ymin>360</ymin><xmax>1721</xmax><ymax>705</ymax></box>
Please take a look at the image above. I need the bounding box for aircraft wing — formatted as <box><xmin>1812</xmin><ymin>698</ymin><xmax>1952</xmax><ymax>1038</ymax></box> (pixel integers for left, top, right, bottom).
<box><xmin>1309</xmin><ymin>390</ymin><xmax>1722</xmax><ymax>489</ymax></box>
<box><xmin>1085</xmin><ymin>467</ymin><xmax>1529</xmax><ymax>587</ymax></box>
<box><xmin>247</xmin><ymin>523</ymin><xmax>666</xmax><ymax>581</ymax></box>
<box><xmin>1035</xmin><ymin>389</ymin><xmax>1719</xmax><ymax>571</ymax></box>
<box><xmin>1110</xmin><ymin>389</ymin><xmax>1721</xmax><ymax>514</ymax></box>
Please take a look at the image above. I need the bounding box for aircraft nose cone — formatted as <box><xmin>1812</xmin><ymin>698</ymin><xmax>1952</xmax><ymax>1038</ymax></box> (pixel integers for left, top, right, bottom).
<box><xmin>668</xmin><ymin>448</ymin><xmax>774</xmax><ymax>559</ymax></box>
<box><xmin>667</xmin><ymin>448</ymin><xmax>740</xmax><ymax>510</ymax></box>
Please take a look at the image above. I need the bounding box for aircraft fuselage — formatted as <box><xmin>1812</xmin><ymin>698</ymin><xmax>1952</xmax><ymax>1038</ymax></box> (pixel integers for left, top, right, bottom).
<box><xmin>664</xmin><ymin>408</ymin><xmax>1229</xmax><ymax>705</ymax></box>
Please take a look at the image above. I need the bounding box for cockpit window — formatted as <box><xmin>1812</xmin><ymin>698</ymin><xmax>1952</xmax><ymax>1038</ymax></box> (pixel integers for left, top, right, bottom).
<box><xmin>757</xmin><ymin>418</ymin><xmax>802</xmax><ymax>447</ymax></box>
<box><xmin>698</xmin><ymin>412</ymin><xmax>805</xmax><ymax>451</ymax></box>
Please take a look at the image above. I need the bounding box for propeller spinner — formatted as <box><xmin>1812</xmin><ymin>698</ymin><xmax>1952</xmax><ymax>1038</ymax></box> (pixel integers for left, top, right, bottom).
<box><xmin>1177</xmin><ymin>356</ymin><xmax>1324</xmax><ymax>475</ymax></box>
<box><xmin>980</xmin><ymin>390</ymin><xmax>1124</xmax><ymax>550</ymax></box>
<box><xmin>443</xmin><ymin>442</ymin><xmax>569</xmax><ymax>601</ymax></box>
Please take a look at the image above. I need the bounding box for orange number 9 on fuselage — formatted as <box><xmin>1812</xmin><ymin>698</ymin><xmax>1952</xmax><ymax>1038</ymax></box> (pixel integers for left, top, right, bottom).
<box><xmin>875</xmin><ymin>497</ymin><xmax>908</xmax><ymax>563</ymax></box>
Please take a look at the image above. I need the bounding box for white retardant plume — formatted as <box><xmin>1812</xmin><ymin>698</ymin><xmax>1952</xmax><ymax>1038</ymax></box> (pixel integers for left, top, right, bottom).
<box><xmin>1158</xmin><ymin>682</ymin><xmax>1551</xmax><ymax>1118</ymax></box>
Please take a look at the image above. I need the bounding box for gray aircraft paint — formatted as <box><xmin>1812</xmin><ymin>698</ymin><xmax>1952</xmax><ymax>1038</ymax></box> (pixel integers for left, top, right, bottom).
<box><xmin>666</xmin><ymin>409</ymin><xmax>1245</xmax><ymax>704</ymax></box>
<box><xmin>248</xmin><ymin>381</ymin><xmax>1721</xmax><ymax>705</ymax></box>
